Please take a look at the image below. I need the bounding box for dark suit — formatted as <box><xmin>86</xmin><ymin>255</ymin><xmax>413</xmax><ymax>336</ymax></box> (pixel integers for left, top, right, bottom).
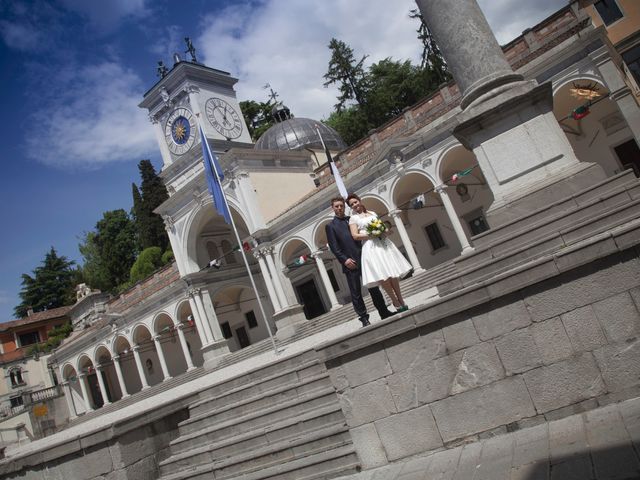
<box><xmin>326</xmin><ymin>216</ymin><xmax>392</xmax><ymax>321</ymax></box>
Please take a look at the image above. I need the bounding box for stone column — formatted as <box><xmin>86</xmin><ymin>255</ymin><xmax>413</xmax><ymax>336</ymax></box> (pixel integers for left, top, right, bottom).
<box><xmin>132</xmin><ymin>346</ymin><xmax>150</xmax><ymax>390</ymax></box>
<box><xmin>77</xmin><ymin>373</ymin><xmax>93</xmax><ymax>412</ymax></box>
<box><xmin>198</xmin><ymin>289</ymin><xmax>227</xmax><ymax>342</ymax></box>
<box><xmin>415</xmin><ymin>0</ymin><xmax>602</xmax><ymax>224</ymax></box>
<box><xmin>435</xmin><ymin>186</ymin><xmax>474</xmax><ymax>254</ymax></box>
<box><xmin>187</xmin><ymin>295</ymin><xmax>211</xmax><ymax>345</ymax></box>
<box><xmin>189</xmin><ymin>287</ymin><xmax>230</xmax><ymax>368</ymax></box>
<box><xmin>94</xmin><ymin>366</ymin><xmax>111</xmax><ymax>406</ymax></box>
<box><xmin>389</xmin><ymin>210</ymin><xmax>424</xmax><ymax>271</ymax></box>
<box><xmin>263</xmin><ymin>247</ymin><xmax>289</xmax><ymax>308</ymax></box>
<box><xmin>313</xmin><ymin>251</ymin><xmax>341</xmax><ymax>310</ymax></box>
<box><xmin>112</xmin><ymin>355</ymin><xmax>130</xmax><ymax>398</ymax></box>
<box><xmin>153</xmin><ymin>335</ymin><xmax>172</xmax><ymax>380</ymax></box>
<box><xmin>62</xmin><ymin>382</ymin><xmax>77</xmax><ymax>419</ymax></box>
<box><xmin>254</xmin><ymin>250</ymin><xmax>282</xmax><ymax>312</ymax></box>
<box><xmin>176</xmin><ymin>323</ymin><xmax>195</xmax><ymax>371</ymax></box>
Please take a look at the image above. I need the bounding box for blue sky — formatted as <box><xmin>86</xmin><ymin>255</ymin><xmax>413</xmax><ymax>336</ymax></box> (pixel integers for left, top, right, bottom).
<box><xmin>0</xmin><ymin>0</ymin><xmax>565</xmax><ymax>322</ymax></box>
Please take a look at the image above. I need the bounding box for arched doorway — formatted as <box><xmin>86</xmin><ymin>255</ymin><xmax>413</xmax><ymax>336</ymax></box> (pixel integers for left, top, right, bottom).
<box><xmin>281</xmin><ymin>238</ymin><xmax>326</xmax><ymax>319</ymax></box>
<box><xmin>176</xmin><ymin>300</ymin><xmax>203</xmax><ymax>367</ymax></box>
<box><xmin>61</xmin><ymin>364</ymin><xmax>84</xmax><ymax>416</ymax></box>
<box><xmin>94</xmin><ymin>345</ymin><xmax>121</xmax><ymax>402</ymax></box>
<box><xmin>153</xmin><ymin>313</ymin><xmax>186</xmax><ymax>378</ymax></box>
<box><xmin>113</xmin><ymin>335</ymin><xmax>142</xmax><ymax>394</ymax></box>
<box><xmin>77</xmin><ymin>355</ymin><xmax>102</xmax><ymax>409</ymax></box>
<box><xmin>132</xmin><ymin>324</ymin><xmax>163</xmax><ymax>387</ymax></box>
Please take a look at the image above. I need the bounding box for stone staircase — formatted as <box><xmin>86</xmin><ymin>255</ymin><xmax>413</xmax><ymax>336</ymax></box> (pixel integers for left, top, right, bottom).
<box><xmin>158</xmin><ymin>350</ymin><xmax>358</xmax><ymax>480</ymax></box>
<box><xmin>437</xmin><ymin>169</ymin><xmax>640</xmax><ymax>294</ymax></box>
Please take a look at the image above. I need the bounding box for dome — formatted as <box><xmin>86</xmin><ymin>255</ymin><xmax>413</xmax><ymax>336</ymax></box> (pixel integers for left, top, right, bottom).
<box><xmin>254</xmin><ymin>118</ymin><xmax>347</xmax><ymax>152</ymax></box>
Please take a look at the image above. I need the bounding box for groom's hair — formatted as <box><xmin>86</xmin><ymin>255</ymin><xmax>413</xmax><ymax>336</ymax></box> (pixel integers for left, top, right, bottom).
<box><xmin>330</xmin><ymin>197</ymin><xmax>344</xmax><ymax>206</ymax></box>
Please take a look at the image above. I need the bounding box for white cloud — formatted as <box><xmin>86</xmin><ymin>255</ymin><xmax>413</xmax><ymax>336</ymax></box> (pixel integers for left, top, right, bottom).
<box><xmin>197</xmin><ymin>0</ymin><xmax>566</xmax><ymax>122</ymax></box>
<box><xmin>0</xmin><ymin>20</ymin><xmax>43</xmax><ymax>52</ymax></box>
<box><xmin>26</xmin><ymin>62</ymin><xmax>156</xmax><ymax>169</ymax></box>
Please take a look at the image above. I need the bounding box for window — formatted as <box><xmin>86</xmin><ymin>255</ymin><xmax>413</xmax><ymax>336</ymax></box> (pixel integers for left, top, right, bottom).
<box><xmin>221</xmin><ymin>322</ymin><xmax>233</xmax><ymax>339</ymax></box>
<box><xmin>245</xmin><ymin>310</ymin><xmax>258</xmax><ymax>329</ymax></box>
<box><xmin>10</xmin><ymin>368</ymin><xmax>24</xmax><ymax>387</ymax></box>
<box><xmin>468</xmin><ymin>214</ymin><xmax>490</xmax><ymax>236</ymax></box>
<box><xmin>425</xmin><ymin>223</ymin><xmax>446</xmax><ymax>251</ymax></box>
<box><xmin>594</xmin><ymin>0</ymin><xmax>623</xmax><ymax>25</ymax></box>
<box><xmin>622</xmin><ymin>45</ymin><xmax>640</xmax><ymax>85</ymax></box>
<box><xmin>18</xmin><ymin>331</ymin><xmax>39</xmax><ymax>347</ymax></box>
<box><xmin>10</xmin><ymin>396</ymin><xmax>23</xmax><ymax>409</ymax></box>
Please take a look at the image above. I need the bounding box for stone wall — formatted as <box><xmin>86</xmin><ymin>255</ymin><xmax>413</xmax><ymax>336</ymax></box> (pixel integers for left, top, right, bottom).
<box><xmin>316</xmin><ymin>246</ymin><xmax>640</xmax><ymax>468</ymax></box>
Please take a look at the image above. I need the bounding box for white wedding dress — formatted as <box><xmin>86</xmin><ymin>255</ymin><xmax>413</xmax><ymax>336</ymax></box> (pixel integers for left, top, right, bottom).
<box><xmin>349</xmin><ymin>211</ymin><xmax>412</xmax><ymax>288</ymax></box>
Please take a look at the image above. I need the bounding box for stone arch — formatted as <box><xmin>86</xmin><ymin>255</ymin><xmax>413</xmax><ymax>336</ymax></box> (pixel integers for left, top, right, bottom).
<box><xmin>279</xmin><ymin>237</ymin><xmax>314</xmax><ymax>268</ymax></box>
<box><xmin>175</xmin><ymin>299</ymin><xmax>203</xmax><ymax>367</ymax></box>
<box><xmin>153</xmin><ymin>312</ymin><xmax>175</xmax><ymax>334</ymax></box>
<box><xmin>312</xmin><ymin>217</ymin><xmax>334</xmax><ymax>251</ymax></box>
<box><xmin>94</xmin><ymin>344</ymin><xmax>121</xmax><ymax>402</ymax></box>
<box><xmin>552</xmin><ymin>72</ymin><xmax>606</xmax><ymax>96</ymax></box>
<box><xmin>61</xmin><ymin>363</ymin><xmax>85</xmax><ymax>417</ymax></box>
<box><xmin>131</xmin><ymin>323</ymin><xmax>163</xmax><ymax>387</ymax></box>
<box><xmin>111</xmin><ymin>335</ymin><xmax>142</xmax><ymax>395</ymax></box>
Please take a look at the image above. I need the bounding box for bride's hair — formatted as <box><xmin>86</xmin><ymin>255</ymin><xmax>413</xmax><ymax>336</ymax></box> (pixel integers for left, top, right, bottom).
<box><xmin>346</xmin><ymin>193</ymin><xmax>366</xmax><ymax>212</ymax></box>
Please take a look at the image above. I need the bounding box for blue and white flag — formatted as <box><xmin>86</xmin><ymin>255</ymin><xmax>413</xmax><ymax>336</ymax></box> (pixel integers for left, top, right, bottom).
<box><xmin>199</xmin><ymin>125</ymin><xmax>232</xmax><ymax>224</ymax></box>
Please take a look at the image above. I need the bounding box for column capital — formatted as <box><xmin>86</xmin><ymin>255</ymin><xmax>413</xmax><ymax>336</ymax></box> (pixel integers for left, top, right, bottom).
<box><xmin>389</xmin><ymin>209</ymin><xmax>402</xmax><ymax>217</ymax></box>
<box><xmin>253</xmin><ymin>249</ymin><xmax>265</xmax><ymax>260</ymax></box>
<box><xmin>435</xmin><ymin>184</ymin><xmax>448</xmax><ymax>194</ymax></box>
<box><xmin>187</xmin><ymin>287</ymin><xmax>201</xmax><ymax>297</ymax></box>
<box><xmin>177</xmin><ymin>322</ymin><xmax>187</xmax><ymax>330</ymax></box>
<box><xmin>112</xmin><ymin>354</ymin><xmax>121</xmax><ymax>361</ymax></box>
<box><xmin>261</xmin><ymin>246</ymin><xmax>275</xmax><ymax>256</ymax></box>
<box><xmin>132</xmin><ymin>345</ymin><xmax>142</xmax><ymax>353</ymax></box>
<box><xmin>77</xmin><ymin>372</ymin><xmax>87</xmax><ymax>379</ymax></box>
<box><xmin>153</xmin><ymin>335</ymin><xmax>162</xmax><ymax>342</ymax></box>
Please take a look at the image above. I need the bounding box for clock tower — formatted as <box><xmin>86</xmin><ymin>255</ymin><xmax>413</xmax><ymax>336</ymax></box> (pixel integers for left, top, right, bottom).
<box><xmin>139</xmin><ymin>59</ymin><xmax>252</xmax><ymax>173</ymax></box>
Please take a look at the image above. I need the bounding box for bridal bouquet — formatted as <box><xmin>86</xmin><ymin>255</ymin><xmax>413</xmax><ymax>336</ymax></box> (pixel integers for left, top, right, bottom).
<box><xmin>366</xmin><ymin>218</ymin><xmax>387</xmax><ymax>239</ymax></box>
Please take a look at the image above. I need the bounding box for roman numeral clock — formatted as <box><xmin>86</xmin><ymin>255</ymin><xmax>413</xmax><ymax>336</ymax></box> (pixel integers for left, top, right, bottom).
<box><xmin>164</xmin><ymin>107</ymin><xmax>197</xmax><ymax>156</ymax></box>
<box><xmin>205</xmin><ymin>97</ymin><xmax>243</xmax><ymax>140</ymax></box>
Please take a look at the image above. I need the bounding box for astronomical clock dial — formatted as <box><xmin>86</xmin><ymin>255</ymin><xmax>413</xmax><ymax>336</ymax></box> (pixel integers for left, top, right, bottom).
<box><xmin>205</xmin><ymin>97</ymin><xmax>243</xmax><ymax>139</ymax></box>
<box><xmin>165</xmin><ymin>107</ymin><xmax>197</xmax><ymax>155</ymax></box>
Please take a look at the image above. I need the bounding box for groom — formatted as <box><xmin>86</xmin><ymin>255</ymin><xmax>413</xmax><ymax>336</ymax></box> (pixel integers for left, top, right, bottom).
<box><xmin>325</xmin><ymin>197</ymin><xmax>395</xmax><ymax>327</ymax></box>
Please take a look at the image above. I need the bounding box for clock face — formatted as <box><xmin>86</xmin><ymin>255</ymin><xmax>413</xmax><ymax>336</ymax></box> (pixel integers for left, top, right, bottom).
<box><xmin>165</xmin><ymin>107</ymin><xmax>197</xmax><ymax>155</ymax></box>
<box><xmin>205</xmin><ymin>97</ymin><xmax>243</xmax><ymax>139</ymax></box>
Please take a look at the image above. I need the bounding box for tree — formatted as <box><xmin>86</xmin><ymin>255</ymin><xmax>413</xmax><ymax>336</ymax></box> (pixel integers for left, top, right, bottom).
<box><xmin>80</xmin><ymin>209</ymin><xmax>137</xmax><ymax>293</ymax></box>
<box><xmin>132</xmin><ymin>160</ymin><xmax>169</xmax><ymax>252</ymax></box>
<box><xmin>129</xmin><ymin>246</ymin><xmax>163</xmax><ymax>285</ymax></box>
<box><xmin>240</xmin><ymin>100</ymin><xmax>275</xmax><ymax>141</ymax></box>
<box><xmin>323</xmin><ymin>38</ymin><xmax>370</xmax><ymax>112</ymax></box>
<box><xmin>14</xmin><ymin>247</ymin><xmax>77</xmax><ymax>318</ymax></box>
<box><xmin>409</xmin><ymin>9</ymin><xmax>451</xmax><ymax>86</ymax></box>
<box><xmin>323</xmin><ymin>107</ymin><xmax>371</xmax><ymax>146</ymax></box>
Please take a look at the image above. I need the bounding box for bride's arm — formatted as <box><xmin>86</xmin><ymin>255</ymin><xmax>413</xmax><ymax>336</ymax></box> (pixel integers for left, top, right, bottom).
<box><xmin>350</xmin><ymin>222</ymin><xmax>368</xmax><ymax>241</ymax></box>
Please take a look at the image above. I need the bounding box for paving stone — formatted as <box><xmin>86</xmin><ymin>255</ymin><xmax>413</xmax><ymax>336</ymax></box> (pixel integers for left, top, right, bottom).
<box><xmin>374</xmin><ymin>404</ymin><xmax>443</xmax><ymax>461</ymax></box>
<box><xmin>341</xmin><ymin>347</ymin><xmax>392</xmax><ymax>388</ymax></box>
<box><xmin>512</xmin><ymin>422</ymin><xmax>549</xmax><ymax>467</ymax></box>
<box><xmin>370</xmin><ymin>463</ymin><xmax>403</xmax><ymax>480</ymax></box>
<box><xmin>396</xmin><ymin>454</ymin><xmax>432</xmax><ymax>477</ymax></box>
<box><xmin>592</xmin><ymin>292</ymin><xmax>640</xmax><ymax>343</ymax></box>
<box><xmin>510</xmin><ymin>462</ymin><xmax>549</xmax><ymax>480</ymax></box>
<box><xmin>384</xmin><ymin>329</ymin><xmax>446</xmax><ymax>374</ymax></box>
<box><xmin>548</xmin><ymin>414</ymin><xmax>594</xmax><ymax>480</ymax></box>
<box><xmin>350</xmin><ymin>423</ymin><xmax>388</xmax><ymax>469</ymax></box>
<box><xmin>338</xmin><ymin>378</ymin><xmax>397</xmax><ymax>427</ymax></box>
<box><xmin>619</xmin><ymin>398</ymin><xmax>640</xmax><ymax>452</ymax></box>
<box><xmin>474</xmin><ymin>433</ymin><xmax>514</xmax><ymax>480</ymax></box>
<box><xmin>471</xmin><ymin>297</ymin><xmax>532</xmax><ymax>340</ymax></box>
<box><xmin>442</xmin><ymin>317</ymin><xmax>480</xmax><ymax>353</ymax></box>
<box><xmin>431</xmin><ymin>377</ymin><xmax>536</xmax><ymax>443</ymax></box>
<box><xmin>594</xmin><ymin>338</ymin><xmax>640</xmax><ymax>392</ymax></box>
<box><xmin>451</xmin><ymin>442</ymin><xmax>483</xmax><ymax>480</ymax></box>
<box><xmin>423</xmin><ymin>446</ymin><xmax>463</xmax><ymax>480</ymax></box>
<box><xmin>530</xmin><ymin>317</ymin><xmax>573</xmax><ymax>365</ymax></box>
<box><xmin>523</xmin><ymin>353</ymin><xmax>605</xmax><ymax>413</ymax></box>
<box><xmin>584</xmin><ymin>404</ymin><xmax>640</xmax><ymax>480</ymax></box>
<box><xmin>495</xmin><ymin>328</ymin><xmax>542</xmax><ymax>374</ymax></box>
<box><xmin>561</xmin><ymin>305</ymin><xmax>608</xmax><ymax>352</ymax></box>
<box><xmin>450</xmin><ymin>343</ymin><xmax>504</xmax><ymax>394</ymax></box>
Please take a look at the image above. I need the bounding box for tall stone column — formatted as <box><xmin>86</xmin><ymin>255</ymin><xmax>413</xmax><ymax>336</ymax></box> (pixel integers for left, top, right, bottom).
<box><xmin>254</xmin><ymin>250</ymin><xmax>282</xmax><ymax>312</ymax></box>
<box><xmin>415</xmin><ymin>0</ymin><xmax>604</xmax><ymax>223</ymax></box>
<box><xmin>189</xmin><ymin>287</ymin><xmax>230</xmax><ymax>368</ymax></box>
<box><xmin>434</xmin><ymin>186</ymin><xmax>474</xmax><ymax>254</ymax></box>
<box><xmin>77</xmin><ymin>373</ymin><xmax>93</xmax><ymax>413</ymax></box>
<box><xmin>176</xmin><ymin>323</ymin><xmax>196</xmax><ymax>371</ymax></box>
<box><xmin>62</xmin><ymin>382</ymin><xmax>77</xmax><ymax>419</ymax></box>
<box><xmin>112</xmin><ymin>355</ymin><xmax>130</xmax><ymax>398</ymax></box>
<box><xmin>153</xmin><ymin>335</ymin><xmax>172</xmax><ymax>380</ymax></box>
<box><xmin>132</xmin><ymin>346</ymin><xmax>150</xmax><ymax>390</ymax></box>
<box><xmin>313</xmin><ymin>251</ymin><xmax>341</xmax><ymax>310</ymax></box>
<box><xmin>389</xmin><ymin>210</ymin><xmax>424</xmax><ymax>271</ymax></box>
<box><xmin>262</xmin><ymin>247</ymin><xmax>289</xmax><ymax>308</ymax></box>
<box><xmin>94</xmin><ymin>367</ymin><xmax>111</xmax><ymax>406</ymax></box>
<box><xmin>187</xmin><ymin>295</ymin><xmax>211</xmax><ymax>345</ymax></box>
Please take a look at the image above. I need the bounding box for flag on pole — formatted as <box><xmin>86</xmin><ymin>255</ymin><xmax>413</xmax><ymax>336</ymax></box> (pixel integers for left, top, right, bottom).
<box><xmin>316</xmin><ymin>126</ymin><xmax>348</xmax><ymax>199</ymax></box>
<box><xmin>199</xmin><ymin>124</ymin><xmax>232</xmax><ymax>224</ymax></box>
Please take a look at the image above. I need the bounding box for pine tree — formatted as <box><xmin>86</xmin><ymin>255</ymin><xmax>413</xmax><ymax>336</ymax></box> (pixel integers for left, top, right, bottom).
<box><xmin>14</xmin><ymin>247</ymin><xmax>76</xmax><ymax>318</ymax></box>
<box><xmin>323</xmin><ymin>38</ymin><xmax>370</xmax><ymax>112</ymax></box>
<box><xmin>133</xmin><ymin>160</ymin><xmax>169</xmax><ymax>251</ymax></box>
<box><xmin>409</xmin><ymin>9</ymin><xmax>450</xmax><ymax>86</ymax></box>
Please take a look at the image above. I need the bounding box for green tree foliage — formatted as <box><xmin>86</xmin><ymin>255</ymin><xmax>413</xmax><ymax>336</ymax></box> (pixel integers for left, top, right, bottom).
<box><xmin>324</xmin><ymin>107</ymin><xmax>371</xmax><ymax>147</ymax></box>
<box><xmin>26</xmin><ymin>322</ymin><xmax>73</xmax><ymax>356</ymax></box>
<box><xmin>132</xmin><ymin>160</ymin><xmax>169</xmax><ymax>252</ymax></box>
<box><xmin>14</xmin><ymin>247</ymin><xmax>77</xmax><ymax>318</ymax></box>
<box><xmin>240</xmin><ymin>100</ymin><xmax>275</xmax><ymax>141</ymax></box>
<box><xmin>161</xmin><ymin>249</ymin><xmax>174</xmax><ymax>265</ymax></box>
<box><xmin>79</xmin><ymin>209</ymin><xmax>137</xmax><ymax>293</ymax></box>
<box><xmin>323</xmin><ymin>38</ymin><xmax>370</xmax><ymax>112</ymax></box>
<box><xmin>129</xmin><ymin>246</ymin><xmax>163</xmax><ymax>285</ymax></box>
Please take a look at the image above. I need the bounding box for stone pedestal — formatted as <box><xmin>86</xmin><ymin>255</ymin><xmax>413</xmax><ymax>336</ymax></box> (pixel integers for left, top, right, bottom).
<box><xmin>201</xmin><ymin>339</ymin><xmax>230</xmax><ymax>369</ymax></box>
<box><xmin>273</xmin><ymin>304</ymin><xmax>307</xmax><ymax>340</ymax></box>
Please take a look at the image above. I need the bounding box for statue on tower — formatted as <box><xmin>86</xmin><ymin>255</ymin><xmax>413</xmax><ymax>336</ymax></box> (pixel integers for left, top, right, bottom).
<box><xmin>184</xmin><ymin>37</ymin><xmax>198</xmax><ymax>63</ymax></box>
<box><xmin>157</xmin><ymin>60</ymin><xmax>169</xmax><ymax>78</ymax></box>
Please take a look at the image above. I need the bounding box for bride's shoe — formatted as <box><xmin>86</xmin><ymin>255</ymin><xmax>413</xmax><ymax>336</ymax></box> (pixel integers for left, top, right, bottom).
<box><xmin>396</xmin><ymin>305</ymin><xmax>409</xmax><ymax>312</ymax></box>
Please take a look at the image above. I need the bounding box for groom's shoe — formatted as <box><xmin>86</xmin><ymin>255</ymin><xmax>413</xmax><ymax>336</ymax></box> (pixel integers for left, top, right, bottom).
<box><xmin>359</xmin><ymin>317</ymin><xmax>371</xmax><ymax>327</ymax></box>
<box><xmin>379</xmin><ymin>310</ymin><xmax>396</xmax><ymax>320</ymax></box>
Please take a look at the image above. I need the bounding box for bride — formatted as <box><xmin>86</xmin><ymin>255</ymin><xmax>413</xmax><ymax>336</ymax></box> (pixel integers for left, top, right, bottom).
<box><xmin>346</xmin><ymin>193</ymin><xmax>412</xmax><ymax>312</ymax></box>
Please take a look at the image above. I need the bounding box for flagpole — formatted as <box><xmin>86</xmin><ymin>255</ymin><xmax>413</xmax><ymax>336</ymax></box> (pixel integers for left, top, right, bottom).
<box><xmin>198</xmin><ymin>120</ymin><xmax>281</xmax><ymax>356</ymax></box>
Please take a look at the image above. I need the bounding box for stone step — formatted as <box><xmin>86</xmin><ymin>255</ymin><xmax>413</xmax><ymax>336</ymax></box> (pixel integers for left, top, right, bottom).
<box><xmin>471</xmin><ymin>169</ymin><xmax>638</xmax><ymax>251</ymax></box>
<box><xmin>438</xmin><ymin>195</ymin><xmax>640</xmax><ymax>294</ymax></box>
<box><xmin>160</xmin><ymin>404</ymin><xmax>346</xmax><ymax>477</ymax></box>
<box><xmin>184</xmin><ymin>371</ymin><xmax>332</xmax><ymax>432</ymax></box>
<box><xmin>160</xmin><ymin>426</ymin><xmax>356</xmax><ymax>480</ymax></box>
<box><xmin>172</xmin><ymin>386</ymin><xmax>339</xmax><ymax>452</ymax></box>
